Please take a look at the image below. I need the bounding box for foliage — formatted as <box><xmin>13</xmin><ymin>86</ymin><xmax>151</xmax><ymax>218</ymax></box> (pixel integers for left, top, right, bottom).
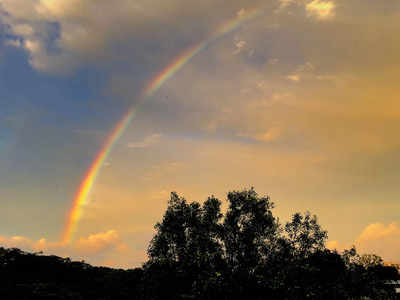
<box><xmin>1</xmin><ymin>188</ymin><xmax>398</xmax><ymax>299</ymax></box>
<box><xmin>147</xmin><ymin>188</ymin><xmax>398</xmax><ymax>299</ymax></box>
<box><xmin>0</xmin><ymin>247</ymin><xmax>143</xmax><ymax>299</ymax></box>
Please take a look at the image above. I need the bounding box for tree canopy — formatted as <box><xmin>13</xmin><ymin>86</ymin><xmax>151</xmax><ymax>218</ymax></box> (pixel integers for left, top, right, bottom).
<box><xmin>0</xmin><ymin>188</ymin><xmax>398</xmax><ymax>299</ymax></box>
<box><xmin>146</xmin><ymin>188</ymin><xmax>398</xmax><ymax>299</ymax></box>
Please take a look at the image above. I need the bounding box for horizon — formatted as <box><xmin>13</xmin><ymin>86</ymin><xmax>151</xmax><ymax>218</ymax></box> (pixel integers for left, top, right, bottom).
<box><xmin>0</xmin><ymin>0</ymin><xmax>399</xmax><ymax>269</ymax></box>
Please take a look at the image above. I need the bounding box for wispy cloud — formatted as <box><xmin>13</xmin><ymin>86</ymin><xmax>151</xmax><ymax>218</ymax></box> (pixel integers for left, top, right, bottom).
<box><xmin>286</xmin><ymin>74</ymin><xmax>300</xmax><ymax>82</ymax></box>
<box><xmin>73</xmin><ymin>129</ymin><xmax>107</xmax><ymax>136</ymax></box>
<box><xmin>128</xmin><ymin>133</ymin><xmax>162</xmax><ymax>149</ymax></box>
<box><xmin>4</xmin><ymin>39</ymin><xmax>22</xmax><ymax>47</ymax></box>
<box><xmin>238</xmin><ymin>127</ymin><xmax>282</xmax><ymax>142</ymax></box>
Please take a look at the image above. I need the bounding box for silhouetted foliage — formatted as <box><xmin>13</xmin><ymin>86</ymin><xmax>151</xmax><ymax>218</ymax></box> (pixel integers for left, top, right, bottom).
<box><xmin>1</xmin><ymin>188</ymin><xmax>398</xmax><ymax>299</ymax></box>
<box><xmin>147</xmin><ymin>188</ymin><xmax>398</xmax><ymax>299</ymax></box>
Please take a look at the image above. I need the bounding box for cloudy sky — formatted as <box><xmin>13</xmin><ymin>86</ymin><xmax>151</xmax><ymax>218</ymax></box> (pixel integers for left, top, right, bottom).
<box><xmin>0</xmin><ymin>0</ymin><xmax>399</xmax><ymax>268</ymax></box>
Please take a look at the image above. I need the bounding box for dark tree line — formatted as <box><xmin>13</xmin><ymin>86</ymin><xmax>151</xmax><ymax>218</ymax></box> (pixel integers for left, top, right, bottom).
<box><xmin>1</xmin><ymin>188</ymin><xmax>399</xmax><ymax>299</ymax></box>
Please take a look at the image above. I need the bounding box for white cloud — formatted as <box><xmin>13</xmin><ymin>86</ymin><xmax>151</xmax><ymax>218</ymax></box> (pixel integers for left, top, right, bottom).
<box><xmin>128</xmin><ymin>133</ymin><xmax>162</xmax><ymax>149</ymax></box>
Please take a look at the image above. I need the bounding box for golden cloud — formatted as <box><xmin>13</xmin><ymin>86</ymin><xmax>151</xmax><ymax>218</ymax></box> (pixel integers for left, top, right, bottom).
<box><xmin>356</xmin><ymin>222</ymin><xmax>400</xmax><ymax>263</ymax></box>
<box><xmin>306</xmin><ymin>0</ymin><xmax>335</xmax><ymax>20</ymax></box>
<box><xmin>0</xmin><ymin>230</ymin><xmax>142</xmax><ymax>269</ymax></box>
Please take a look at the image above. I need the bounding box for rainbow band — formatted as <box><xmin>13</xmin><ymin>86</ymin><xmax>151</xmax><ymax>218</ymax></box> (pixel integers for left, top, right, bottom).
<box><xmin>62</xmin><ymin>108</ymin><xmax>137</xmax><ymax>243</ymax></box>
<box><xmin>62</xmin><ymin>8</ymin><xmax>263</xmax><ymax>243</ymax></box>
<box><xmin>145</xmin><ymin>8</ymin><xmax>262</xmax><ymax>97</ymax></box>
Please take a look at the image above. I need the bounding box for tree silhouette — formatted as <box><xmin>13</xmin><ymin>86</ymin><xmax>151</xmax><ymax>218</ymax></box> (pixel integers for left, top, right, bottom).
<box><xmin>147</xmin><ymin>188</ymin><xmax>399</xmax><ymax>299</ymax></box>
<box><xmin>0</xmin><ymin>188</ymin><xmax>398</xmax><ymax>299</ymax></box>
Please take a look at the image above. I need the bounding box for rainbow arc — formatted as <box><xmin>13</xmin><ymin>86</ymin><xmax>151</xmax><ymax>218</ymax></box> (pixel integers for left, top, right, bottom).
<box><xmin>62</xmin><ymin>8</ymin><xmax>263</xmax><ymax>243</ymax></box>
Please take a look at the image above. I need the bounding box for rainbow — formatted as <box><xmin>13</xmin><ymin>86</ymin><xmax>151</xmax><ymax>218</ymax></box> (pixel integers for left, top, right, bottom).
<box><xmin>62</xmin><ymin>108</ymin><xmax>137</xmax><ymax>242</ymax></box>
<box><xmin>145</xmin><ymin>8</ymin><xmax>262</xmax><ymax>97</ymax></box>
<box><xmin>62</xmin><ymin>8</ymin><xmax>263</xmax><ymax>243</ymax></box>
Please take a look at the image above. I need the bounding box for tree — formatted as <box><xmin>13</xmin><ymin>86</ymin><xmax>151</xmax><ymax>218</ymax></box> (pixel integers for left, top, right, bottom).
<box><xmin>3</xmin><ymin>188</ymin><xmax>396</xmax><ymax>299</ymax></box>
<box><xmin>222</xmin><ymin>189</ymin><xmax>278</xmax><ymax>272</ymax></box>
<box><xmin>147</xmin><ymin>192</ymin><xmax>226</xmax><ymax>298</ymax></box>
<box><xmin>148</xmin><ymin>192</ymin><xmax>224</xmax><ymax>269</ymax></box>
<box><xmin>284</xmin><ymin>211</ymin><xmax>328</xmax><ymax>258</ymax></box>
<box><xmin>147</xmin><ymin>188</ymin><xmax>398</xmax><ymax>299</ymax></box>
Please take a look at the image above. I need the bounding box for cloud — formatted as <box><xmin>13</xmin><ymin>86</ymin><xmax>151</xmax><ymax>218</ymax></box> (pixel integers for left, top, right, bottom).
<box><xmin>2</xmin><ymin>0</ymin><xmax>400</xmax><ymax>270</ymax></box>
<box><xmin>326</xmin><ymin>222</ymin><xmax>400</xmax><ymax>264</ymax></box>
<box><xmin>5</xmin><ymin>39</ymin><xmax>23</xmax><ymax>47</ymax></box>
<box><xmin>287</xmin><ymin>74</ymin><xmax>300</xmax><ymax>81</ymax></box>
<box><xmin>277</xmin><ymin>0</ymin><xmax>335</xmax><ymax>20</ymax></box>
<box><xmin>278</xmin><ymin>0</ymin><xmax>296</xmax><ymax>9</ymax></box>
<box><xmin>326</xmin><ymin>240</ymin><xmax>341</xmax><ymax>251</ymax></box>
<box><xmin>286</xmin><ymin>61</ymin><xmax>315</xmax><ymax>82</ymax></box>
<box><xmin>0</xmin><ymin>230</ymin><xmax>143</xmax><ymax>268</ymax></box>
<box><xmin>256</xmin><ymin>127</ymin><xmax>282</xmax><ymax>142</ymax></box>
<box><xmin>75</xmin><ymin>230</ymin><xmax>124</xmax><ymax>255</ymax></box>
<box><xmin>142</xmin><ymin>161</ymin><xmax>185</xmax><ymax>182</ymax></box>
<box><xmin>355</xmin><ymin>222</ymin><xmax>400</xmax><ymax>262</ymax></box>
<box><xmin>0</xmin><ymin>0</ymin><xmax>166</xmax><ymax>72</ymax></box>
<box><xmin>233</xmin><ymin>39</ymin><xmax>247</xmax><ymax>55</ymax></box>
<box><xmin>128</xmin><ymin>133</ymin><xmax>161</xmax><ymax>149</ymax></box>
<box><xmin>0</xmin><ymin>0</ymin><xmax>273</xmax><ymax>73</ymax></box>
<box><xmin>238</xmin><ymin>127</ymin><xmax>282</xmax><ymax>142</ymax></box>
<box><xmin>356</xmin><ymin>222</ymin><xmax>400</xmax><ymax>244</ymax></box>
<box><xmin>306</xmin><ymin>0</ymin><xmax>335</xmax><ymax>20</ymax></box>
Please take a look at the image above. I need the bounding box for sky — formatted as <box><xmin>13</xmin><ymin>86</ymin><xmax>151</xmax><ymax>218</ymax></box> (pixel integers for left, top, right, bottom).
<box><xmin>0</xmin><ymin>0</ymin><xmax>399</xmax><ymax>268</ymax></box>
